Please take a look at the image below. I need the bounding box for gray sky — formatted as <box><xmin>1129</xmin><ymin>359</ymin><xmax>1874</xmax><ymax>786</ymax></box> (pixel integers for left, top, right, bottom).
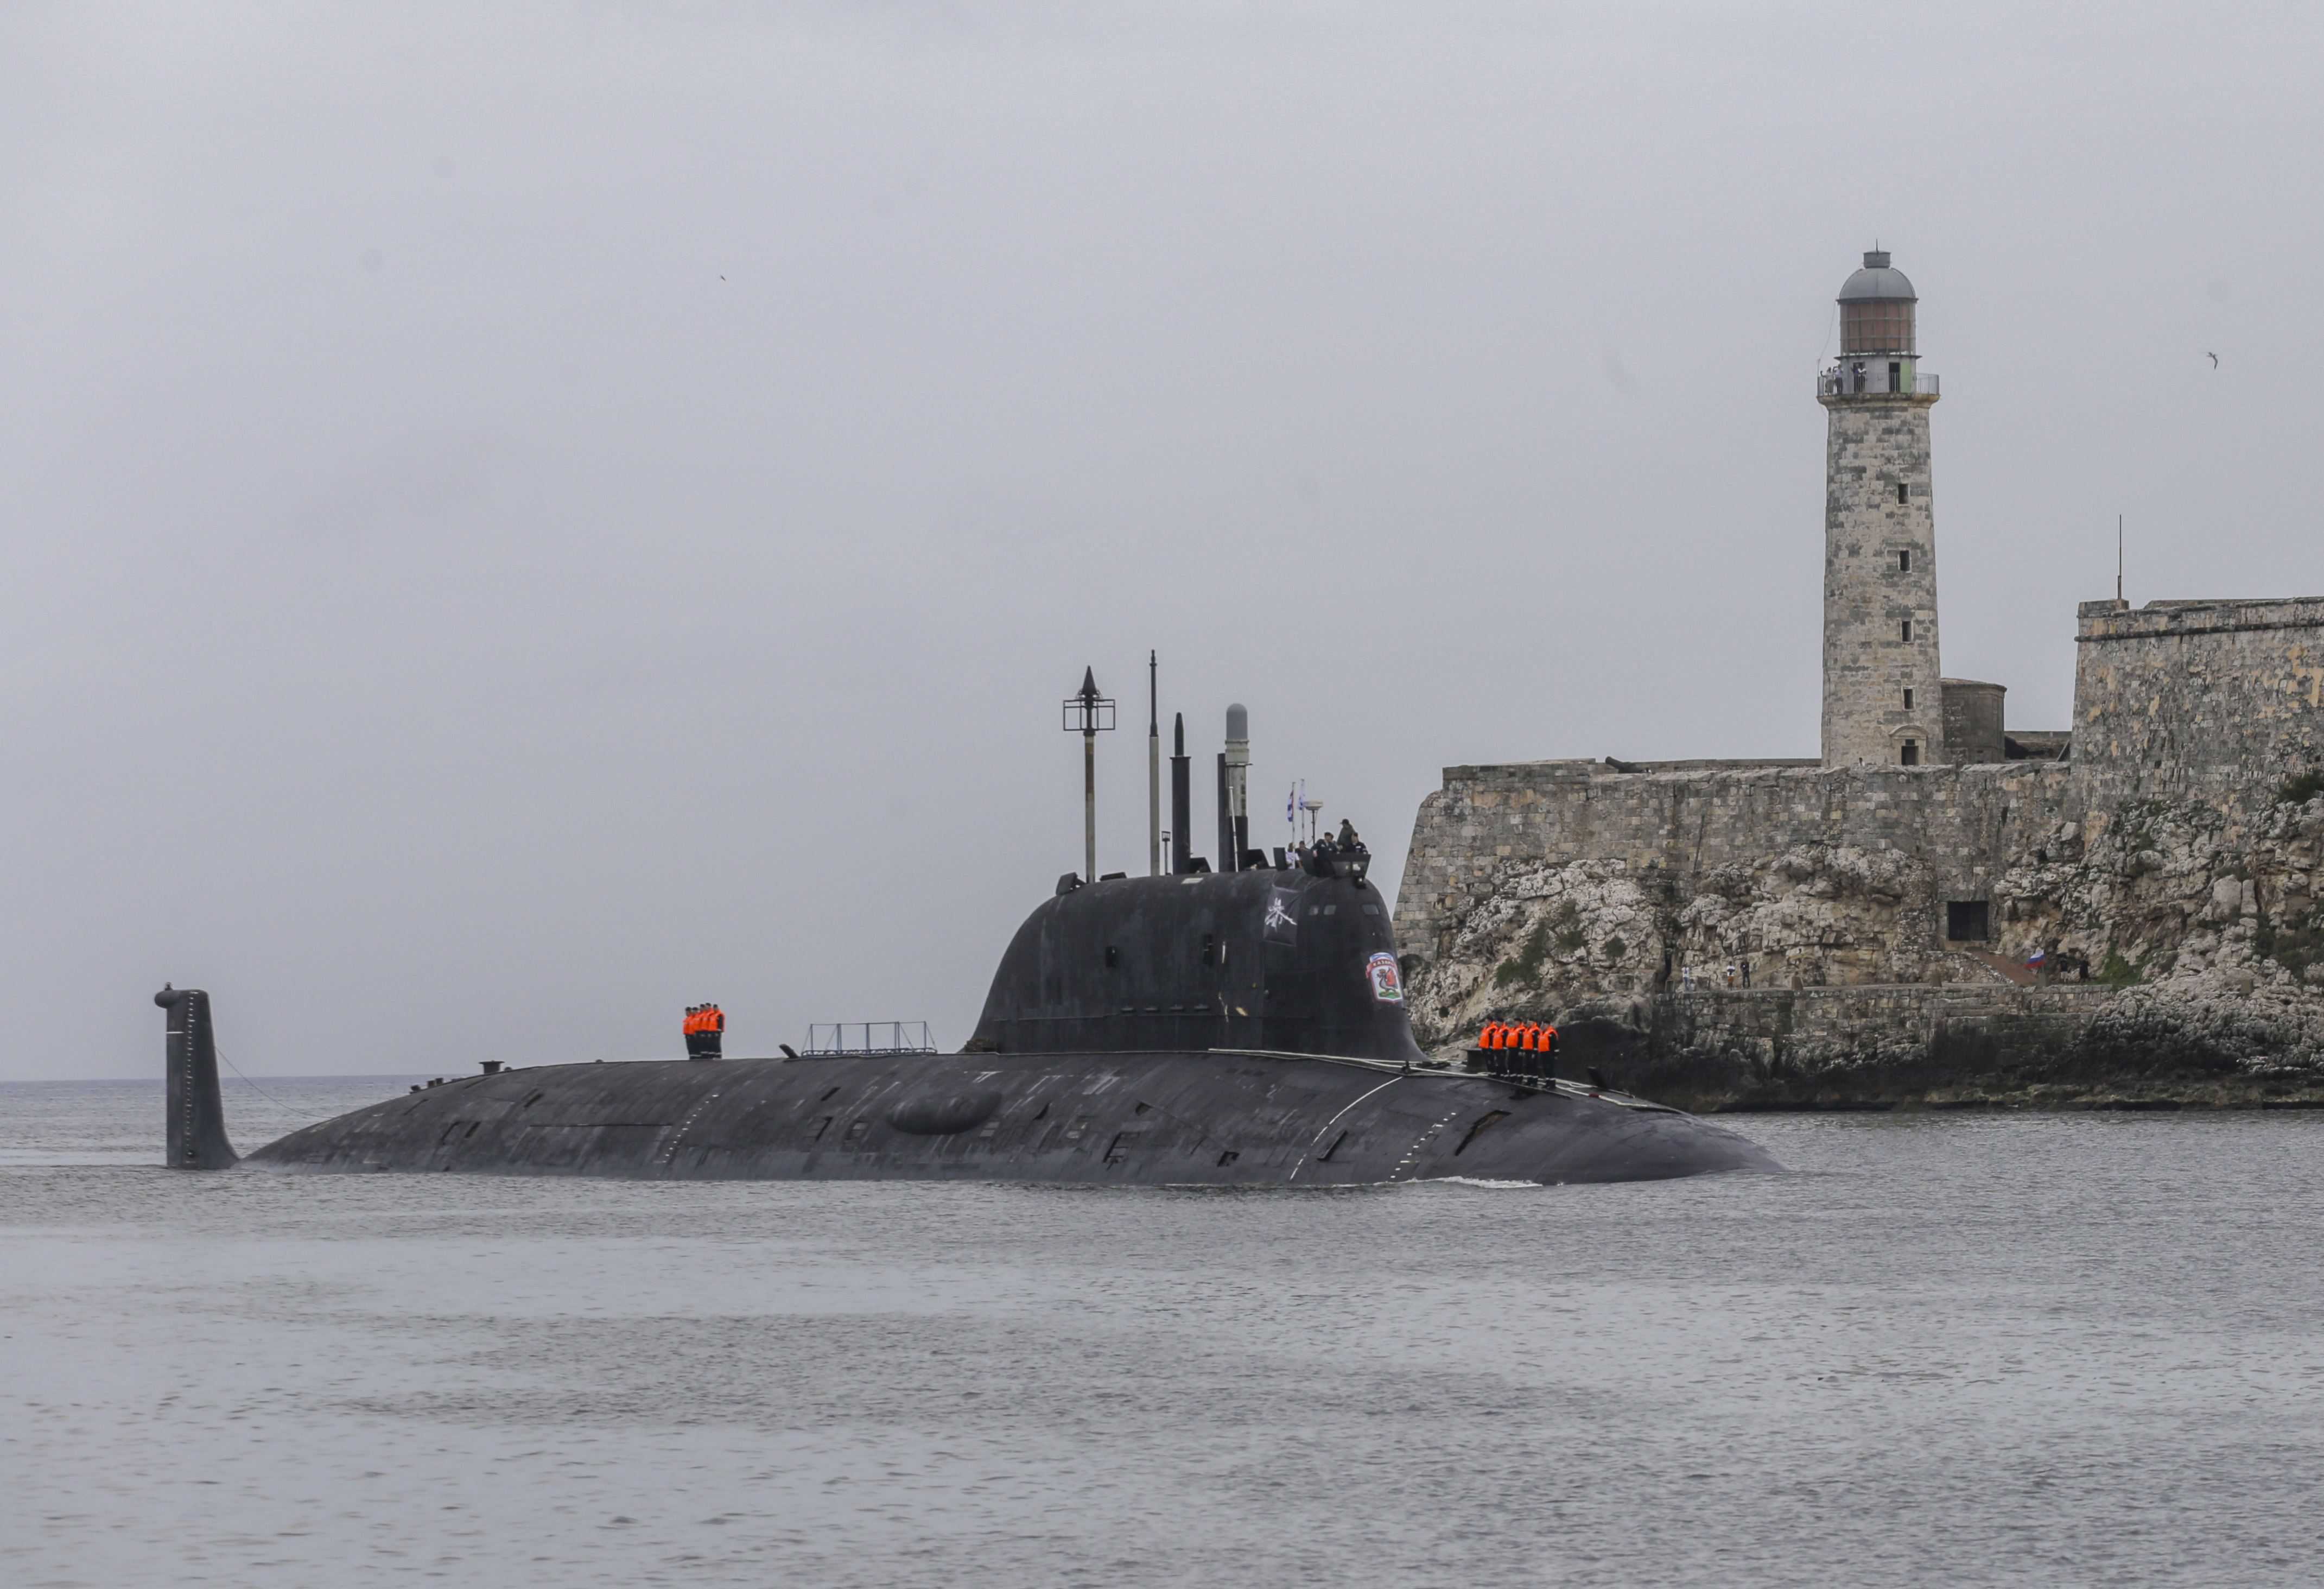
<box><xmin>7</xmin><ymin>2</ymin><xmax>2320</xmax><ymax>1081</ymax></box>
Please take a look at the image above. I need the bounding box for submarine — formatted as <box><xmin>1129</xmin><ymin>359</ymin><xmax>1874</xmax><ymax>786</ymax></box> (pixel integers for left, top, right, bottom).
<box><xmin>155</xmin><ymin>693</ymin><xmax>1777</xmax><ymax>1186</ymax></box>
<box><xmin>156</xmin><ymin>860</ymin><xmax>1775</xmax><ymax>1186</ymax></box>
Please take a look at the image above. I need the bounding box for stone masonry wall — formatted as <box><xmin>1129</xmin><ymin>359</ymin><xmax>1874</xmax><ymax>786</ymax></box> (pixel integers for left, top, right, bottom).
<box><xmin>2074</xmin><ymin>597</ymin><xmax>2324</xmax><ymax>803</ymax></box>
<box><xmin>1941</xmin><ymin>678</ymin><xmax>2005</xmax><ymax>763</ymax></box>
<box><xmin>1392</xmin><ymin>758</ymin><xmax>2073</xmax><ymax>973</ymax></box>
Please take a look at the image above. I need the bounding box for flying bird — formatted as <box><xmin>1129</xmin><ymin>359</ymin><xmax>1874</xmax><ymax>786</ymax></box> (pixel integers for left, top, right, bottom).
<box><xmin>2206</xmin><ymin>351</ymin><xmax>2219</xmax><ymax>368</ymax></box>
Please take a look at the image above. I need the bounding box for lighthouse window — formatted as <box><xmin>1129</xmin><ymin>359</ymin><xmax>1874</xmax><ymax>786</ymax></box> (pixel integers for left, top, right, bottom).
<box><xmin>1898</xmin><ymin>549</ymin><xmax>1912</xmax><ymax>572</ymax></box>
<box><xmin>1901</xmin><ymin>619</ymin><xmax>1913</xmax><ymax>642</ymax></box>
<box><xmin>1897</xmin><ymin>483</ymin><xmax>1909</xmax><ymax>505</ymax></box>
<box><xmin>1903</xmin><ymin>687</ymin><xmax>1915</xmax><ymax>710</ymax></box>
<box><xmin>1901</xmin><ymin>741</ymin><xmax>1921</xmax><ymax>766</ymax></box>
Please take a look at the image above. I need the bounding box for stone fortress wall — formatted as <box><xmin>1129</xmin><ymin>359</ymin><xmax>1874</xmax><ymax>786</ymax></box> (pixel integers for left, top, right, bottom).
<box><xmin>1392</xmin><ymin>758</ymin><xmax>2073</xmax><ymax>972</ymax></box>
<box><xmin>2073</xmin><ymin>597</ymin><xmax>2324</xmax><ymax>803</ymax></box>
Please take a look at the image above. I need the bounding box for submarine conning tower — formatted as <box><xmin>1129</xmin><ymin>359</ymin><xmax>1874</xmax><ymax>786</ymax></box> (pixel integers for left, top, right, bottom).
<box><xmin>966</xmin><ymin>847</ymin><xmax>1424</xmax><ymax>1066</ymax></box>
<box><xmin>155</xmin><ymin>985</ymin><xmax>238</xmax><ymax>1170</ymax></box>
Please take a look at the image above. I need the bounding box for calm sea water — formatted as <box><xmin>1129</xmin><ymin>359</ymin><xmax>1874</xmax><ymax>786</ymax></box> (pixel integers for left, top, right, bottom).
<box><xmin>5</xmin><ymin>1075</ymin><xmax>2323</xmax><ymax>1588</ymax></box>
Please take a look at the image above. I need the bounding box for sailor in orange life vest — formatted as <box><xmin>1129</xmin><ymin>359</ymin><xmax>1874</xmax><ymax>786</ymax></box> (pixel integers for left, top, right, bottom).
<box><xmin>682</xmin><ymin>1003</ymin><xmax>726</xmax><ymax>1061</ymax></box>
<box><xmin>1475</xmin><ymin>1019</ymin><xmax>1558</xmax><ymax>1077</ymax></box>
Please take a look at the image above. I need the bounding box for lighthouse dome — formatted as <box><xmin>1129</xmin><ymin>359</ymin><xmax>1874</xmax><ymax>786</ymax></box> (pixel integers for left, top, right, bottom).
<box><xmin>1838</xmin><ymin>249</ymin><xmax>1917</xmax><ymax>303</ymax></box>
<box><xmin>1837</xmin><ymin>249</ymin><xmax>1917</xmax><ymax>354</ymax></box>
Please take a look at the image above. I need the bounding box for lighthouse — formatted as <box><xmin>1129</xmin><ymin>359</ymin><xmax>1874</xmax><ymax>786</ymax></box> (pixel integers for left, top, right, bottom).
<box><xmin>1819</xmin><ymin>250</ymin><xmax>1944</xmax><ymax>768</ymax></box>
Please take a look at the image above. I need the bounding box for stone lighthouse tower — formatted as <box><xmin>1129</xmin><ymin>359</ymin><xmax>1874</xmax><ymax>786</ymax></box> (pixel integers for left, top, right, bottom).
<box><xmin>1819</xmin><ymin>250</ymin><xmax>1944</xmax><ymax>767</ymax></box>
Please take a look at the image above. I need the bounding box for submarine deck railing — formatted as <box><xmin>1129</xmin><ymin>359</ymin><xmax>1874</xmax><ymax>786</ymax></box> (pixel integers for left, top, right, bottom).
<box><xmin>805</xmin><ymin>1021</ymin><xmax>935</xmax><ymax>1056</ymax></box>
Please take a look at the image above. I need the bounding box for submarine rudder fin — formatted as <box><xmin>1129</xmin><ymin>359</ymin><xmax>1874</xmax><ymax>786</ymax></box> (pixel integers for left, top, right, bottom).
<box><xmin>155</xmin><ymin>984</ymin><xmax>239</xmax><ymax>1169</ymax></box>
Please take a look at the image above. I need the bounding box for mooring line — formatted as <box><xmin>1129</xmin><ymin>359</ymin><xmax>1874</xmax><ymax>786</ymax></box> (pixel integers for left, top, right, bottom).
<box><xmin>215</xmin><ymin>1046</ymin><xmax>307</xmax><ymax>1124</ymax></box>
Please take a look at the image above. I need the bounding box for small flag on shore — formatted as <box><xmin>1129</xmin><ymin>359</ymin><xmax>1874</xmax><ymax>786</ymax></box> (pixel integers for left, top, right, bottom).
<box><xmin>2026</xmin><ymin>949</ymin><xmax>2047</xmax><ymax>968</ymax></box>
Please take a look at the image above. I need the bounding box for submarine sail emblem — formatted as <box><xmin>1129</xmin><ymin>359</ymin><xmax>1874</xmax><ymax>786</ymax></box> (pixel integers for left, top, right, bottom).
<box><xmin>1367</xmin><ymin>952</ymin><xmax>1402</xmax><ymax>1003</ymax></box>
<box><xmin>1263</xmin><ymin>889</ymin><xmax>1299</xmax><ymax>942</ymax></box>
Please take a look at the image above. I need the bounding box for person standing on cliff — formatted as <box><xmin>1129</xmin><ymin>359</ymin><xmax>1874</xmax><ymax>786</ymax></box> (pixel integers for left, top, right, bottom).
<box><xmin>1724</xmin><ymin>961</ymin><xmax>1737</xmax><ymax>988</ymax></box>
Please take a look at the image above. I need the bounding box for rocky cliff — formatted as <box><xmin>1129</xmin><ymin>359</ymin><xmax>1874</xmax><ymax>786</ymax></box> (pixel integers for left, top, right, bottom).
<box><xmin>1401</xmin><ymin>786</ymin><xmax>2324</xmax><ymax>1110</ymax></box>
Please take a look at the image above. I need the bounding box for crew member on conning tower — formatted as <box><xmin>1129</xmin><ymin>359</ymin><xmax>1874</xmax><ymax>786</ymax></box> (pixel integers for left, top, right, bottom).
<box><xmin>683</xmin><ymin>1003</ymin><xmax>725</xmax><ymax>1061</ymax></box>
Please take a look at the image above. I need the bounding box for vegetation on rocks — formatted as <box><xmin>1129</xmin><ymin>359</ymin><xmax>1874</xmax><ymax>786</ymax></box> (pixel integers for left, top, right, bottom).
<box><xmin>2276</xmin><ymin>768</ymin><xmax>2324</xmax><ymax>807</ymax></box>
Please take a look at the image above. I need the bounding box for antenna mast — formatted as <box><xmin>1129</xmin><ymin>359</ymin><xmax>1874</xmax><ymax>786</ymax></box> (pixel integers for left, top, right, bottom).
<box><xmin>2117</xmin><ymin>514</ymin><xmax>2124</xmax><ymax>603</ymax></box>
<box><xmin>1061</xmin><ymin>667</ymin><xmax>1115</xmax><ymax>884</ymax></box>
<box><xmin>1147</xmin><ymin>651</ymin><xmax>1160</xmax><ymax>876</ymax></box>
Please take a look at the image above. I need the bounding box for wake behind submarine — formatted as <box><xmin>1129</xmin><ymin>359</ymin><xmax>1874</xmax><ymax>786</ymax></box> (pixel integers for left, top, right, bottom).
<box><xmin>157</xmin><ymin>682</ymin><xmax>1776</xmax><ymax>1186</ymax></box>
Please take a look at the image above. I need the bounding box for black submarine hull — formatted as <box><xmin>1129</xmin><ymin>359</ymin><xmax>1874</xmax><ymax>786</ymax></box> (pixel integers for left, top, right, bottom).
<box><xmin>244</xmin><ymin>1047</ymin><xmax>1775</xmax><ymax>1184</ymax></box>
<box><xmin>190</xmin><ymin>859</ymin><xmax>1776</xmax><ymax>1184</ymax></box>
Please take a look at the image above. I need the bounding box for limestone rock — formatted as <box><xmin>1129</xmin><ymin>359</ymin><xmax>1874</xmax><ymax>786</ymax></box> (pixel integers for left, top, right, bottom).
<box><xmin>1402</xmin><ymin>790</ymin><xmax>2324</xmax><ymax>1086</ymax></box>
